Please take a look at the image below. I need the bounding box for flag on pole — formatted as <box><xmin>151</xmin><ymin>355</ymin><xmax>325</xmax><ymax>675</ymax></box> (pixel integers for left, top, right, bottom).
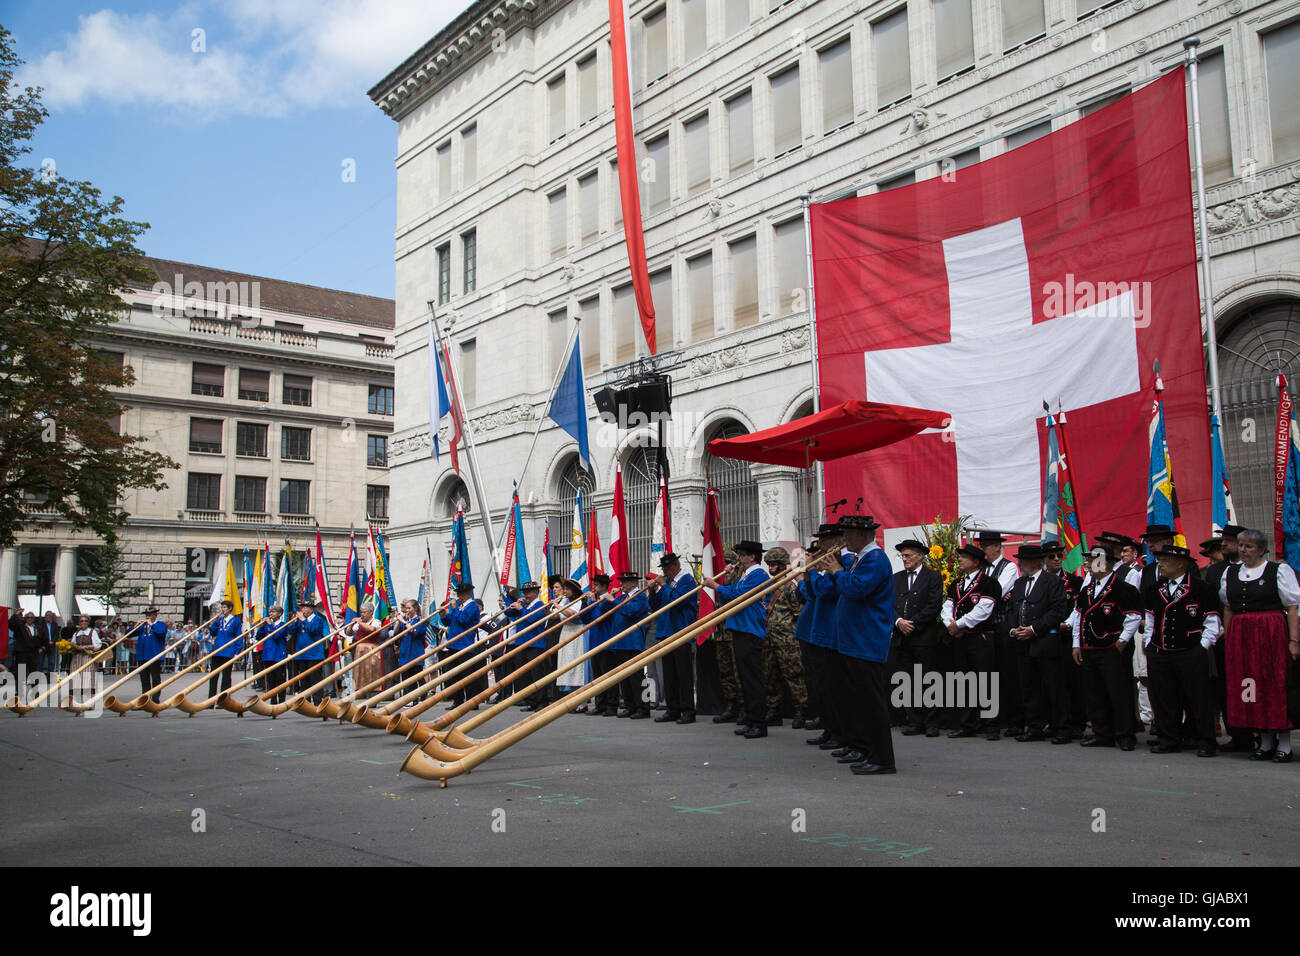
<box><xmin>570</xmin><ymin>488</ymin><xmax>589</xmax><ymax>589</ymax></box>
<box><xmin>500</xmin><ymin>491</ymin><xmax>518</xmax><ymax>590</ymax></box>
<box><xmin>276</xmin><ymin>546</ymin><xmax>297</xmax><ymax>617</ymax></box>
<box><xmin>447</xmin><ymin>507</ymin><xmax>472</xmax><ymax>599</ymax></box>
<box><xmin>301</xmin><ymin>548</ymin><xmax>317</xmax><ymax>605</ymax></box>
<box><xmin>609</xmin><ymin>462</ymin><xmax>630</xmax><ymax>577</ymax></box>
<box><xmin>1054</xmin><ymin>409</ymin><xmax>1087</xmax><ymax>572</ymax></box>
<box><xmin>417</xmin><ymin>555</ymin><xmax>428</xmax><ymax>609</ymax></box>
<box><xmin>213</xmin><ymin>551</ymin><xmax>242</xmax><ymax>616</ymax></box>
<box><xmin>1274</xmin><ymin>375</ymin><xmax>1300</xmax><ymax>562</ymax></box>
<box><xmin>512</xmin><ymin>495</ymin><xmax>532</xmax><ymax>590</ymax></box>
<box><xmin>586</xmin><ymin>493</ymin><xmax>605</xmax><ymax>581</ymax></box>
<box><xmin>243</xmin><ymin>548</ymin><xmax>254</xmax><ymax>618</ymax></box>
<box><xmin>697</xmin><ymin>487</ymin><xmax>725</xmax><ymax>645</ymax></box>
<box><xmin>261</xmin><ymin>540</ymin><xmax>274</xmax><ymax>617</ymax></box>
<box><xmin>1210</xmin><ymin>413</ymin><xmax>1237</xmax><ymax>534</ymax></box>
<box><xmin>433</xmin><ymin>327</ymin><xmax>462</xmax><ymax>475</ymax></box>
<box><xmin>314</xmin><ymin>529</ymin><xmax>336</xmax><ymax>625</ymax></box>
<box><xmin>1041</xmin><ymin>407</ymin><xmax>1061</xmax><ymax>545</ymax></box>
<box><xmin>652</xmin><ymin>474</ymin><xmax>672</xmax><ymax>559</ymax></box>
<box><xmin>541</xmin><ymin>524</ymin><xmax>553</xmax><ymax>595</ymax></box>
<box><xmin>1147</xmin><ymin>363</ymin><xmax>1187</xmax><ymax>548</ymax></box>
<box><xmin>372</xmin><ymin>526</ymin><xmax>395</xmax><ymax>621</ymax></box>
<box><xmin>547</xmin><ymin>331</ymin><xmax>592</xmax><ymax>471</ymax></box>
<box><xmin>342</xmin><ymin>534</ymin><xmax>362</xmax><ymax>624</ymax></box>
<box><xmin>250</xmin><ymin>548</ymin><xmax>263</xmax><ymax>625</ymax></box>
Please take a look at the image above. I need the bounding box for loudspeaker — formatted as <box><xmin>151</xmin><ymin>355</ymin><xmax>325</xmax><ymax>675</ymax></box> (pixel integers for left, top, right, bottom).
<box><xmin>593</xmin><ymin>386</ymin><xmax>620</xmax><ymax>422</ymax></box>
<box><xmin>629</xmin><ymin>379</ymin><xmax>671</xmax><ymax>416</ymax></box>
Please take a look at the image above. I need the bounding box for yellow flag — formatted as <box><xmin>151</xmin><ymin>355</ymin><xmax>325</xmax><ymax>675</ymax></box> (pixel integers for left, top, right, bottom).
<box><xmin>251</xmin><ymin>549</ymin><xmax>263</xmax><ymax>624</ymax></box>
<box><xmin>224</xmin><ymin>554</ymin><xmax>244</xmax><ymax>616</ymax></box>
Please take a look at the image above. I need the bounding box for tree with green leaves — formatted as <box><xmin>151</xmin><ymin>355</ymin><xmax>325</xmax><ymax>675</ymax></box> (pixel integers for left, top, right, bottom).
<box><xmin>81</xmin><ymin>534</ymin><xmax>145</xmax><ymax>624</ymax></box>
<box><xmin>0</xmin><ymin>26</ymin><xmax>177</xmax><ymax>550</ymax></box>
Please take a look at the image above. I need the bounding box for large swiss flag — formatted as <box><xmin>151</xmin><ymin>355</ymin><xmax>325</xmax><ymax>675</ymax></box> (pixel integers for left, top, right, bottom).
<box><xmin>811</xmin><ymin>68</ymin><xmax>1210</xmax><ymax>540</ymax></box>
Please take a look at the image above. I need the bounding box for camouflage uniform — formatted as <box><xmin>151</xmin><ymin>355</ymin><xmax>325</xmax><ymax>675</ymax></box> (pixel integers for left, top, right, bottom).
<box><xmin>712</xmin><ymin>550</ymin><xmax>742</xmax><ymax>706</ymax></box>
<box><xmin>763</xmin><ymin>551</ymin><xmax>808</xmax><ymax>709</ymax></box>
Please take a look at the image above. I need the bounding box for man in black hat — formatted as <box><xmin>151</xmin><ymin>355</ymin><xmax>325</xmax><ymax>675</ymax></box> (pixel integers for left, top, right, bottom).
<box><xmin>503</xmin><ymin>581</ymin><xmax>547</xmax><ymax>710</ymax></box>
<box><xmin>705</xmin><ymin>540</ymin><xmax>771</xmax><ymax>738</ymax></box>
<box><xmin>207</xmin><ymin>599</ymin><xmax>243</xmax><ymax>699</ymax></box>
<box><xmin>1043</xmin><ymin>541</ymin><xmax>1087</xmax><ymax>736</ymax></box>
<box><xmin>941</xmin><ymin>543</ymin><xmax>1003</xmax><ymax>739</ymax></box>
<box><xmin>892</xmin><ymin>539</ymin><xmax>943</xmax><ymax>737</ymax></box>
<box><xmin>978</xmin><ymin>531</ymin><xmax>1022</xmax><ymax>737</ymax></box>
<box><xmin>1068</xmin><ymin>539</ymin><xmax>1141</xmax><ymax>749</ymax></box>
<box><xmin>1005</xmin><ymin>544</ymin><xmax>1073</xmax><ymax>742</ymax></box>
<box><xmin>136</xmin><ymin>607</ymin><xmax>169</xmax><ymax>701</ymax></box>
<box><xmin>610</xmin><ymin>571</ymin><xmax>651</xmax><ymax>718</ymax></box>
<box><xmin>647</xmin><ymin>552</ymin><xmax>699</xmax><ymax>723</ymax></box>
<box><xmin>803</xmin><ymin>525</ymin><xmax>843</xmax><ymax>746</ymax></box>
<box><xmin>1141</xmin><ymin>544</ymin><xmax>1221</xmax><ymax>756</ymax></box>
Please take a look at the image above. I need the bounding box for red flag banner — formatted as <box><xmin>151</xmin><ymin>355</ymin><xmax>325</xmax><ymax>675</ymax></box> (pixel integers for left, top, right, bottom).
<box><xmin>1275</xmin><ymin>375</ymin><xmax>1294</xmax><ymax>555</ymax></box>
<box><xmin>697</xmin><ymin>487</ymin><xmax>725</xmax><ymax>645</ymax></box>
<box><xmin>811</xmin><ymin>69</ymin><xmax>1210</xmax><ymax>538</ymax></box>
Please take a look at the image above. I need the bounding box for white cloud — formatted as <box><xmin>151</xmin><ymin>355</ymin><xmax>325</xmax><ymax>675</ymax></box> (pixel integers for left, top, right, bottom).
<box><xmin>18</xmin><ymin>1</ymin><xmax>468</xmax><ymax>118</ymax></box>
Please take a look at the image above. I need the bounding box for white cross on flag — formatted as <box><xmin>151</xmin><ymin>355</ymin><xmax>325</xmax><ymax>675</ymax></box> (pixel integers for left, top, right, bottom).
<box><xmin>811</xmin><ymin>69</ymin><xmax>1211</xmax><ymax>538</ymax></box>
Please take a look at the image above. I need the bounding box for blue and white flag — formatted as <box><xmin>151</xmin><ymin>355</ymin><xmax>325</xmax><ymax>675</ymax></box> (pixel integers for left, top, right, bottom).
<box><xmin>1210</xmin><ymin>413</ymin><xmax>1236</xmax><ymax>535</ymax></box>
<box><xmin>547</xmin><ymin>330</ymin><xmax>591</xmax><ymax>472</ymax></box>
<box><xmin>570</xmin><ymin>487</ymin><xmax>589</xmax><ymax>589</ymax></box>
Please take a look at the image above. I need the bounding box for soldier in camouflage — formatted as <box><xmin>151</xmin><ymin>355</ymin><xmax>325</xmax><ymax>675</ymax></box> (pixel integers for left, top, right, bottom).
<box><xmin>711</xmin><ymin>548</ymin><xmax>745</xmax><ymax>723</ymax></box>
<box><xmin>763</xmin><ymin>547</ymin><xmax>809</xmax><ymax>728</ymax></box>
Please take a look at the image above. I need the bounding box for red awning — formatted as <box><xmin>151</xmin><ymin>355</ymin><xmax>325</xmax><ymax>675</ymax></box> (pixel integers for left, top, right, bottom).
<box><xmin>706</xmin><ymin>400</ymin><xmax>949</xmax><ymax>468</ymax></box>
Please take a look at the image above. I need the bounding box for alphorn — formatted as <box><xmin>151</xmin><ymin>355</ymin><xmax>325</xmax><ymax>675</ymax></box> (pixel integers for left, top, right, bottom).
<box><xmin>299</xmin><ymin>621</ymin><xmax>414</xmax><ymax>719</ymax></box>
<box><xmin>121</xmin><ymin>615</ymin><xmax>262</xmax><ymax>715</ymax></box>
<box><xmin>212</xmin><ymin>615</ymin><xmax>349</xmax><ymax>715</ymax></box>
<box><xmin>398</xmin><ymin>576</ymin><xmax>723</xmax><ymax>745</ymax></box>
<box><xmin>401</xmin><ymin>555</ymin><xmax>826</xmax><ymax>784</ymax></box>
<box><xmin>5</xmin><ymin>623</ymin><xmax>141</xmax><ymax>716</ymax></box>
<box><xmin>65</xmin><ymin>612</ymin><xmax>222</xmax><ymax>715</ymax></box>
<box><xmin>285</xmin><ymin>618</ymin><xmax>430</xmax><ymax>719</ymax></box>
<box><xmin>159</xmin><ymin>616</ymin><xmax>298</xmax><ymax>715</ymax></box>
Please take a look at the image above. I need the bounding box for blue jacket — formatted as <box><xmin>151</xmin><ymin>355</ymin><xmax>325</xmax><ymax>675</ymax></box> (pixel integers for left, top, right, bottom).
<box><xmin>808</xmin><ymin>569</ymin><xmax>839</xmax><ymax>649</ymax></box>
<box><xmin>794</xmin><ymin>579</ymin><xmax>815</xmax><ymax>645</ymax></box>
<box><xmin>255</xmin><ymin>618</ymin><xmax>289</xmax><ymax>662</ymax></box>
<box><xmin>294</xmin><ymin>612</ymin><xmax>328</xmax><ymax>661</ymax></box>
<box><xmin>609</xmin><ymin>590</ymin><xmax>650</xmax><ymax>652</ymax></box>
<box><xmin>581</xmin><ymin>595</ymin><xmax>617</xmax><ymax>651</ymax></box>
<box><xmin>832</xmin><ymin>545</ymin><xmax>894</xmax><ymax>662</ymax></box>
<box><xmin>137</xmin><ymin>620</ymin><xmax>169</xmax><ymax>661</ymax></box>
<box><xmin>208</xmin><ymin>614</ymin><xmax>244</xmax><ymax>658</ymax></box>
<box><xmin>446</xmin><ymin>600</ymin><xmax>482</xmax><ymax>651</ymax></box>
<box><xmin>397</xmin><ymin>617</ymin><xmax>428</xmax><ymax>666</ymax></box>
<box><xmin>504</xmin><ymin>599</ymin><xmax>548</xmax><ymax>646</ymax></box>
<box><xmin>716</xmin><ymin>565</ymin><xmax>771</xmax><ymax>640</ymax></box>
<box><xmin>648</xmin><ymin>571</ymin><xmax>699</xmax><ymax>641</ymax></box>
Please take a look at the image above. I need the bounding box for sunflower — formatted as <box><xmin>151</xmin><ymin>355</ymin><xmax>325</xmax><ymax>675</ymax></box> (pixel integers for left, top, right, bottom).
<box><xmin>929</xmin><ymin>544</ymin><xmax>944</xmax><ymax>560</ymax></box>
<box><xmin>941</xmin><ymin>569</ymin><xmax>951</xmax><ymax>584</ymax></box>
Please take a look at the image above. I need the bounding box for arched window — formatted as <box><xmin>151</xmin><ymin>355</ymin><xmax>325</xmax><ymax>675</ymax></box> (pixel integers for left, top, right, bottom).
<box><xmin>549</xmin><ymin>455</ymin><xmax>596</xmax><ymax>577</ymax></box>
<box><xmin>702</xmin><ymin>420</ymin><xmax>760</xmax><ymax>548</ymax></box>
<box><xmin>622</xmin><ymin>445</ymin><xmax>659</xmax><ymax>574</ymax></box>
<box><xmin>1218</xmin><ymin>300</ymin><xmax>1300</xmax><ymax>532</ymax></box>
<box><xmin>438</xmin><ymin>477</ymin><xmax>471</xmax><ymax>519</ymax></box>
<box><xmin>789</xmin><ymin>399</ymin><xmax>817</xmax><ymax>542</ymax></box>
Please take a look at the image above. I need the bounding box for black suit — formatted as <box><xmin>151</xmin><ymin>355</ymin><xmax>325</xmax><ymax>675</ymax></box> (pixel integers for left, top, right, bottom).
<box><xmin>1006</xmin><ymin>571</ymin><xmax>1072</xmax><ymax>736</ymax></box>
<box><xmin>891</xmin><ymin>565</ymin><xmax>943</xmax><ymax>731</ymax></box>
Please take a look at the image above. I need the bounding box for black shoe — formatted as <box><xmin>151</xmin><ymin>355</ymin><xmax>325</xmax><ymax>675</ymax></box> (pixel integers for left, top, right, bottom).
<box><xmin>1197</xmin><ymin>745</ymin><xmax>1217</xmax><ymax>757</ymax></box>
<box><xmin>985</xmin><ymin>730</ymin><xmax>1001</xmax><ymax>741</ymax></box>
<box><xmin>712</xmin><ymin>703</ymin><xmax>740</xmax><ymax>723</ymax></box>
<box><xmin>851</xmin><ymin>762</ymin><xmax>897</xmax><ymax>775</ymax></box>
<box><xmin>1079</xmin><ymin>736</ymin><xmax>1115</xmax><ymax>747</ymax></box>
<box><xmin>1118</xmin><ymin>739</ymin><xmax>1136</xmax><ymax>751</ymax></box>
<box><xmin>743</xmin><ymin>724</ymin><xmax>767</xmax><ymax>739</ymax></box>
<box><xmin>803</xmin><ymin>717</ymin><xmax>823</xmax><ymax>731</ymax></box>
<box><xmin>1015</xmin><ymin>730</ymin><xmax>1047</xmax><ymax>742</ymax></box>
<box><xmin>628</xmin><ymin>710</ymin><xmax>651</xmax><ymax>720</ymax></box>
<box><xmin>1273</xmin><ymin>751</ymin><xmax>1293</xmax><ymax>763</ymax></box>
<box><xmin>1003</xmin><ymin>726</ymin><xmax>1022</xmax><ymax>739</ymax></box>
<box><xmin>602</xmin><ymin>708</ymin><xmax>618</xmax><ymax>717</ymax></box>
<box><xmin>764</xmin><ymin>709</ymin><xmax>782</xmax><ymax>727</ymax></box>
<box><xmin>654</xmin><ymin>711</ymin><xmax>681</xmax><ymax>723</ymax></box>
<box><xmin>818</xmin><ymin>739</ymin><xmax>844</xmax><ymax>751</ymax></box>
<box><xmin>831</xmin><ymin>747</ymin><xmax>854</xmax><ymax>757</ymax></box>
<box><xmin>836</xmin><ymin>750</ymin><xmax>867</xmax><ymax>763</ymax></box>
<box><xmin>735</xmin><ymin>724</ymin><xmax>753</xmax><ymax>736</ymax></box>
<box><xmin>901</xmin><ymin>726</ymin><xmax>925</xmax><ymax>736</ymax></box>
<box><xmin>616</xmin><ymin>708</ymin><xmax>632</xmax><ymax>718</ymax></box>
<box><xmin>806</xmin><ymin>733</ymin><xmax>829</xmax><ymax>746</ymax></box>
<box><xmin>1150</xmin><ymin>743</ymin><xmax>1181</xmax><ymax>754</ymax></box>
<box><xmin>947</xmin><ymin>729</ymin><xmax>977</xmax><ymax>738</ymax></box>
<box><xmin>1250</xmin><ymin>748</ymin><xmax>1276</xmax><ymax>761</ymax></box>
<box><xmin>791</xmin><ymin>710</ymin><xmax>806</xmax><ymax>730</ymax></box>
<box><xmin>1050</xmin><ymin>734</ymin><xmax>1072</xmax><ymax>745</ymax></box>
<box><xmin>925</xmin><ymin>727</ymin><xmax>942</xmax><ymax>738</ymax></box>
<box><xmin>676</xmin><ymin>712</ymin><xmax>696</xmax><ymax>725</ymax></box>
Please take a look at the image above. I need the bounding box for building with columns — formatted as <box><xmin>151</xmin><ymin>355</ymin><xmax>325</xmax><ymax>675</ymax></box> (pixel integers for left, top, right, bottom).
<box><xmin>0</xmin><ymin>258</ymin><xmax>395</xmax><ymax>626</ymax></box>
<box><xmin>369</xmin><ymin>0</ymin><xmax>1300</xmax><ymax>596</ymax></box>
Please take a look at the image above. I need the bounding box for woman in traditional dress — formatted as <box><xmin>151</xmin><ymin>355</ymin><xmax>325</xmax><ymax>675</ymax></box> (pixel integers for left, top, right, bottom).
<box><xmin>552</xmin><ymin>579</ymin><xmax>588</xmax><ymax>706</ymax></box>
<box><xmin>1220</xmin><ymin>528</ymin><xmax>1300</xmax><ymax>762</ymax></box>
<box><xmin>69</xmin><ymin>616</ymin><xmax>103</xmax><ymax>694</ymax></box>
<box><xmin>344</xmin><ymin>603</ymin><xmax>386</xmax><ymax>692</ymax></box>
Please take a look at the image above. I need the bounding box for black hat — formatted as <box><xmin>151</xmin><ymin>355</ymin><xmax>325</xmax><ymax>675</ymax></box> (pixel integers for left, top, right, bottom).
<box><xmin>1221</xmin><ymin>524</ymin><xmax>1246</xmax><ymax>539</ymax></box>
<box><xmin>505</xmin><ymin>587</ymin><xmax>520</xmax><ymax>601</ymax></box>
<box><xmin>1088</xmin><ymin>539</ymin><xmax>1122</xmax><ymax>560</ymax></box>
<box><xmin>1099</xmin><ymin>530</ymin><xmax>1139</xmax><ymax>549</ymax></box>
<box><xmin>618</xmin><ymin>570</ymin><xmax>640</xmax><ymax>580</ymax></box>
<box><xmin>836</xmin><ymin>514</ymin><xmax>878</xmax><ymax>532</ymax></box>
<box><xmin>957</xmin><ymin>543</ymin><xmax>986</xmax><ymax>563</ymax></box>
<box><xmin>590</xmin><ymin>573</ymin><xmax>611</xmax><ymax>586</ymax></box>
<box><xmin>300</xmin><ymin>597</ymin><xmax>316</xmax><ymax>606</ymax></box>
<box><xmin>455</xmin><ymin>581</ymin><xmax>475</xmax><ymax>593</ymax></box>
<box><xmin>895</xmin><ymin>539</ymin><xmax>927</xmax><ymax>555</ymax></box>
<box><xmin>1040</xmin><ymin>541</ymin><xmax>1064</xmax><ymax>556</ymax></box>
<box><xmin>520</xmin><ymin>581</ymin><xmax>541</xmax><ymax>591</ymax></box>
<box><xmin>1152</xmin><ymin>544</ymin><xmax>1193</xmax><ymax>561</ymax></box>
<box><xmin>976</xmin><ymin>530</ymin><xmax>1005</xmax><ymax>545</ymax></box>
<box><xmin>1141</xmin><ymin>524</ymin><xmax>1176</xmax><ymax>540</ymax></box>
<box><xmin>144</xmin><ymin>607</ymin><xmax>160</xmax><ymax>614</ymax></box>
<box><xmin>734</xmin><ymin>540</ymin><xmax>765</xmax><ymax>557</ymax></box>
<box><xmin>815</xmin><ymin>523</ymin><xmax>841</xmax><ymax>537</ymax></box>
<box><xmin>220</xmin><ymin>599</ymin><xmax>235</xmax><ymax>608</ymax></box>
<box><xmin>658</xmin><ymin>552</ymin><xmax>681</xmax><ymax>566</ymax></box>
<box><xmin>1014</xmin><ymin>543</ymin><xmax>1044</xmax><ymax>561</ymax></box>
<box><xmin>1198</xmin><ymin>538</ymin><xmax>1222</xmax><ymax>557</ymax></box>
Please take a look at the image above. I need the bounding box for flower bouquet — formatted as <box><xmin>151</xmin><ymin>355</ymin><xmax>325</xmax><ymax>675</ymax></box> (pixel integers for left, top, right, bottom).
<box><xmin>917</xmin><ymin>514</ymin><xmax>970</xmax><ymax>638</ymax></box>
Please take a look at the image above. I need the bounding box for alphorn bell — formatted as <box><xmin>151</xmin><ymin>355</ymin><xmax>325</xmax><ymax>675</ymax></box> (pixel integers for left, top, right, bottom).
<box><xmin>163</xmin><ymin>616</ymin><xmax>298</xmax><ymax>715</ymax></box>
<box><xmin>303</xmin><ymin>620</ymin><xmax>416</xmax><ymax>719</ymax></box>
<box><xmin>212</xmin><ymin>614</ymin><xmax>348</xmax><ymax>715</ymax></box>
<box><xmin>401</xmin><ymin>554</ymin><xmax>831</xmax><ymax>783</ymax></box>
<box><xmin>287</xmin><ymin>619</ymin><xmax>422</xmax><ymax>719</ymax></box>
<box><xmin>123</xmin><ymin>614</ymin><xmax>262</xmax><ymax>715</ymax></box>
<box><xmin>5</xmin><ymin>622</ymin><xmax>141</xmax><ymax>716</ymax></box>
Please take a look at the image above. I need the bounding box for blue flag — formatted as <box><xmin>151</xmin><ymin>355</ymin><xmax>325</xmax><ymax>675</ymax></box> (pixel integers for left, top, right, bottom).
<box><xmin>1277</xmin><ymin>376</ymin><xmax>1300</xmax><ymax>562</ymax></box>
<box><xmin>448</xmin><ymin>509</ymin><xmax>472</xmax><ymax>597</ymax></box>
<box><xmin>546</xmin><ymin>330</ymin><xmax>591</xmax><ymax>472</ymax></box>
<box><xmin>512</xmin><ymin>496</ymin><xmax>532</xmax><ymax>590</ymax></box>
<box><xmin>1041</xmin><ymin>411</ymin><xmax>1060</xmax><ymax>544</ymax></box>
<box><xmin>1210</xmin><ymin>413</ymin><xmax>1235</xmax><ymax>534</ymax></box>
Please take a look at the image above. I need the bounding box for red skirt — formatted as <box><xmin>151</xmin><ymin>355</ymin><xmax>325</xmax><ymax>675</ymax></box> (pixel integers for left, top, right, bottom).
<box><xmin>1225</xmin><ymin>611</ymin><xmax>1293</xmax><ymax>731</ymax></box>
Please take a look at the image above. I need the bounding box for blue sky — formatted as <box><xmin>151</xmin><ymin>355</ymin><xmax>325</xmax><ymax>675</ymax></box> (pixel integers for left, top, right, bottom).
<box><xmin>7</xmin><ymin>1</ymin><xmax>470</xmax><ymax>299</ymax></box>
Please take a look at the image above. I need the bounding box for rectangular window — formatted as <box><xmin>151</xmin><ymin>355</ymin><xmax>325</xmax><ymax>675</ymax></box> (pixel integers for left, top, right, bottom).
<box><xmin>725</xmin><ymin>0</ymin><xmax>749</xmax><ymax>38</ymax></box>
<box><xmin>645</xmin><ymin>133</ymin><xmax>670</xmax><ymax>213</ymax></box>
<box><xmin>460</xmin><ymin>339</ymin><xmax>477</xmax><ymax>408</ymax></box>
<box><xmin>684</xmin><ymin>113</ymin><xmax>710</xmax><ymax>196</ymax></box>
<box><xmin>281</xmin><ymin>426</ymin><xmax>311</xmax><ymax>461</ymax></box>
<box><xmin>1081</xmin><ymin>86</ymin><xmax>1130</xmax><ymax>116</ymax></box>
<box><xmin>579</xmin><ymin>171</ymin><xmax>600</xmax><ymax>243</ymax></box>
<box><xmin>820</xmin><ymin>39</ymin><xmax>854</xmax><ymax>133</ymax></box>
<box><xmin>581</xmin><ymin>296</ymin><xmax>601</xmax><ymax>370</ymax></box>
<box><xmin>191</xmin><ymin>362</ymin><xmax>224</xmax><ymax>397</ymax></box>
<box><xmin>934</xmin><ymin>0</ymin><xmax>974</xmax><ymax>79</ymax></box>
<box><xmin>771</xmin><ymin>65</ymin><xmax>801</xmax><ymax>156</ymax></box>
<box><xmin>368</xmin><ymin>384</ymin><xmax>394</xmax><ymax>416</ymax></box>
<box><xmin>462</xmin><ymin>229</ymin><xmax>477</xmax><ymax>293</ymax></box>
<box><xmin>644</xmin><ymin>7</ymin><xmax>668</xmax><ymax>84</ymax></box>
<box><xmin>548</xmin><ymin>75</ymin><xmax>566</xmax><ymax>142</ymax></box>
<box><xmin>727</xmin><ymin>90</ymin><xmax>754</xmax><ymax>174</ymax></box>
<box><xmin>878</xmin><ymin>170</ymin><xmax>915</xmax><ymax>190</ymax></box>
<box><xmin>279</xmin><ymin>479</ymin><xmax>310</xmax><ymax>516</ymax></box>
<box><xmin>461</xmin><ymin>123</ymin><xmax>477</xmax><ymax>184</ymax></box>
<box><xmin>437</xmin><ymin>141</ymin><xmax>451</xmax><ymax>200</ymax></box>
<box><xmin>951</xmin><ymin>147</ymin><xmax>981</xmax><ymax>171</ymax></box>
<box><xmin>578</xmin><ymin>54</ymin><xmax>598</xmax><ymax>123</ymax></box>
<box><xmin>234</xmin><ymin>476</ymin><xmax>266</xmax><ymax>513</ymax></box>
<box><xmin>549</xmin><ymin>188</ymin><xmax>567</xmax><ymax>260</ymax></box>
<box><xmin>649</xmin><ymin>268</ymin><xmax>672</xmax><ymax>349</ymax></box>
<box><xmin>874</xmin><ymin>8</ymin><xmax>911</xmax><ymax>107</ymax></box>
<box><xmin>614</xmin><ymin>284</ymin><xmax>637</xmax><ymax>364</ymax></box>
<box><xmin>611</xmin><ymin>159</ymin><xmax>623</xmax><ymax>226</ymax></box>
<box><xmin>688</xmin><ymin>252</ymin><xmax>714</xmax><ymax>343</ymax></box>
<box><xmin>282</xmin><ymin>374</ymin><xmax>312</xmax><ymax>407</ymax></box>
<box><xmin>1001</xmin><ymin>0</ymin><xmax>1045</xmax><ymax>49</ymax></box>
<box><xmin>1194</xmin><ymin>52</ymin><xmax>1233</xmax><ymax>185</ymax></box>
<box><xmin>367</xmin><ymin>434</ymin><xmax>389</xmax><ymax>467</ymax></box>
<box><xmin>18</xmin><ymin>545</ymin><xmax>57</xmax><ymax>582</ymax></box>
<box><xmin>549</xmin><ymin>309</ymin><xmax>569</xmax><ymax>379</ymax></box>
<box><xmin>437</xmin><ymin>243</ymin><xmax>451</xmax><ymax>304</ymax></box>
<box><xmin>238</xmin><ymin>368</ymin><xmax>269</xmax><ymax>402</ymax></box>
<box><xmin>1264</xmin><ymin>21</ymin><xmax>1300</xmax><ymax>163</ymax></box>
<box><xmin>367</xmin><ymin>485</ymin><xmax>390</xmax><ymax>520</ymax></box>
<box><xmin>235</xmin><ymin>421</ymin><xmax>268</xmax><ymax>457</ymax></box>
<box><xmin>729</xmin><ymin>235</ymin><xmax>759</xmax><ymax>327</ymax></box>
<box><xmin>187</xmin><ymin>473</ymin><xmax>221</xmax><ymax>511</ymax></box>
<box><xmin>683</xmin><ymin>0</ymin><xmax>707</xmax><ymax>61</ymax></box>
<box><xmin>1006</xmin><ymin>120</ymin><xmax>1051</xmax><ymax>150</ymax></box>
<box><xmin>189</xmin><ymin>418</ymin><xmax>223</xmax><ymax>454</ymax></box>
<box><xmin>772</xmin><ymin>219</ymin><xmax>807</xmax><ymax>317</ymax></box>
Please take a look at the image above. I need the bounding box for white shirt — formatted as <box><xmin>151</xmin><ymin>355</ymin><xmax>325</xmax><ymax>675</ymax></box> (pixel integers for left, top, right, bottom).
<box><xmin>1141</xmin><ymin>573</ymin><xmax>1222</xmax><ymax>648</ymax></box>
<box><xmin>896</xmin><ymin>566</ymin><xmax>921</xmax><ymax>627</ymax></box>
<box><xmin>1217</xmin><ymin>560</ymin><xmax>1300</xmax><ymax>608</ymax></box>
<box><xmin>1067</xmin><ymin>571</ymin><xmax>1142</xmax><ymax>648</ymax></box>
<box><xmin>989</xmin><ymin>555</ymin><xmax>1018</xmax><ymax>598</ymax></box>
<box><xmin>941</xmin><ymin>571</ymin><xmax>996</xmax><ymax>630</ymax></box>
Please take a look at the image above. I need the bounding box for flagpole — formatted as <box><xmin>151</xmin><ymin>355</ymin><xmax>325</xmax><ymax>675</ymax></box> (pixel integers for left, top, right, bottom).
<box><xmin>428</xmin><ymin>304</ymin><xmax>507</xmax><ymax>597</ymax></box>
<box><xmin>1184</xmin><ymin>38</ymin><xmax>1224</xmax><ymax>424</ymax></box>
<box><xmin>800</xmin><ymin>193</ymin><xmax>825</xmax><ymax>521</ymax></box>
